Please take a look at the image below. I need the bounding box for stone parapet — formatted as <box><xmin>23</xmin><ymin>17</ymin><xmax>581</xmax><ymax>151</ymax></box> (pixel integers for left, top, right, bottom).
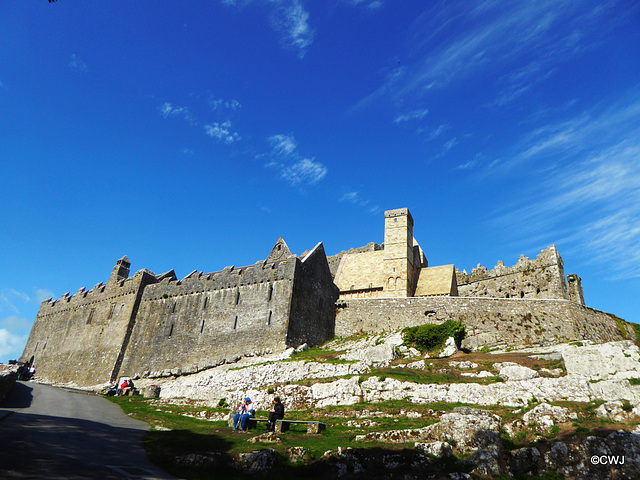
<box><xmin>335</xmin><ymin>296</ymin><xmax>627</xmax><ymax>349</ymax></box>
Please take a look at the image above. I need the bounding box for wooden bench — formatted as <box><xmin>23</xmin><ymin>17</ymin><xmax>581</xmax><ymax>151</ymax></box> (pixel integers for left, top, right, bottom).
<box><xmin>227</xmin><ymin>416</ymin><xmax>268</xmax><ymax>430</ymax></box>
<box><xmin>226</xmin><ymin>415</ymin><xmax>326</xmax><ymax>434</ymax></box>
<box><xmin>275</xmin><ymin>419</ymin><xmax>326</xmax><ymax>434</ymax></box>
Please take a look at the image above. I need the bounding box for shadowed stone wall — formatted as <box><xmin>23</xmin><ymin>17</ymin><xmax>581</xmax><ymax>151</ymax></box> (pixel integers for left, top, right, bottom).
<box><xmin>20</xmin><ymin>265</ymin><xmax>156</xmax><ymax>386</ymax></box>
<box><xmin>119</xmin><ymin>260</ymin><xmax>297</xmax><ymax>378</ymax></box>
<box><xmin>21</xmin><ymin>241</ymin><xmax>338</xmax><ymax>387</ymax></box>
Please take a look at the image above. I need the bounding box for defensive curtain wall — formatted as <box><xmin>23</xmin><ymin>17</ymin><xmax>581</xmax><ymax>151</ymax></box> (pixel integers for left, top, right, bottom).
<box><xmin>118</xmin><ymin>239</ymin><xmax>338</xmax><ymax>379</ymax></box>
<box><xmin>21</xmin><ymin>207</ymin><xmax>625</xmax><ymax>388</ymax></box>
<box><xmin>334</xmin><ymin>296</ymin><xmax>628</xmax><ymax>350</ymax></box>
<box><xmin>455</xmin><ymin>245</ymin><xmax>585</xmax><ymax>304</ymax></box>
<box><xmin>19</xmin><ymin>257</ymin><xmax>156</xmax><ymax>387</ymax></box>
<box><xmin>20</xmin><ymin>239</ymin><xmax>339</xmax><ymax>387</ymax></box>
<box><xmin>328</xmin><ymin>207</ymin><xmax>621</xmax><ymax>349</ymax></box>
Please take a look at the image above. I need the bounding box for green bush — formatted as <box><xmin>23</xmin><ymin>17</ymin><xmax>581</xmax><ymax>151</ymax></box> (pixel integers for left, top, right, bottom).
<box><xmin>403</xmin><ymin>320</ymin><xmax>466</xmax><ymax>352</ymax></box>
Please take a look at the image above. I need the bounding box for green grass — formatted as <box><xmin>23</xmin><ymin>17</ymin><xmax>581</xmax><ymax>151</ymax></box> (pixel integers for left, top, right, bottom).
<box><xmin>106</xmin><ymin>394</ymin><xmax>634</xmax><ymax>480</ymax></box>
<box><xmin>361</xmin><ymin>365</ymin><xmax>504</xmax><ymax>386</ymax></box>
<box><xmin>107</xmin><ymin>396</ymin><xmax>438</xmax><ymax>479</ymax></box>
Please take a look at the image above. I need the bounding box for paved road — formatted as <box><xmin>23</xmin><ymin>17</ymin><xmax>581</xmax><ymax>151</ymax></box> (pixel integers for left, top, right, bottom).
<box><xmin>0</xmin><ymin>381</ymin><xmax>176</xmax><ymax>479</ymax></box>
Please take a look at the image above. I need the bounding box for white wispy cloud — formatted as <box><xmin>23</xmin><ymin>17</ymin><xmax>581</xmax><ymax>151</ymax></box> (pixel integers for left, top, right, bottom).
<box><xmin>204</xmin><ymin>121</ymin><xmax>241</xmax><ymax>143</ymax></box>
<box><xmin>0</xmin><ymin>289</ymin><xmax>30</xmax><ymax>315</ymax></box>
<box><xmin>506</xmin><ymin>99</ymin><xmax>640</xmax><ymax>170</ymax></box>
<box><xmin>265</xmin><ymin>133</ymin><xmax>328</xmax><ymax>187</ymax></box>
<box><xmin>439</xmin><ymin>137</ymin><xmax>458</xmax><ymax>156</ymax></box>
<box><xmin>268</xmin><ymin>133</ymin><xmax>297</xmax><ymax>157</ymax></box>
<box><xmin>340</xmin><ymin>191</ymin><xmax>380</xmax><ymax>214</ymax></box>
<box><xmin>425</xmin><ymin>123</ymin><xmax>451</xmax><ymax>141</ymax></box>
<box><xmin>208</xmin><ymin>97</ymin><xmax>242</xmax><ymax>111</ymax></box>
<box><xmin>281</xmin><ymin>158</ymin><xmax>327</xmax><ymax>185</ymax></box>
<box><xmin>223</xmin><ymin>0</ymin><xmax>314</xmax><ymax>58</ymax></box>
<box><xmin>269</xmin><ymin>0</ymin><xmax>315</xmax><ymax>58</ymax></box>
<box><xmin>159</xmin><ymin>102</ymin><xmax>198</xmax><ymax>125</ymax></box>
<box><xmin>0</xmin><ymin>327</ymin><xmax>28</xmax><ymax>361</ymax></box>
<box><xmin>455</xmin><ymin>160</ymin><xmax>476</xmax><ymax>170</ymax></box>
<box><xmin>358</xmin><ymin>1</ymin><xmax>619</xmax><ymax>108</ymax></box>
<box><xmin>340</xmin><ymin>191</ymin><xmax>368</xmax><ymax>206</ymax></box>
<box><xmin>492</xmin><ymin>93</ymin><xmax>640</xmax><ymax>279</ymax></box>
<box><xmin>69</xmin><ymin>53</ymin><xmax>87</xmax><ymax>72</ymax></box>
<box><xmin>0</xmin><ymin>315</ymin><xmax>32</xmax><ymax>331</ymax></box>
<box><xmin>35</xmin><ymin>289</ymin><xmax>54</xmax><ymax>304</ymax></box>
<box><xmin>394</xmin><ymin>108</ymin><xmax>429</xmax><ymax>124</ymax></box>
<box><xmin>345</xmin><ymin>0</ymin><xmax>384</xmax><ymax>9</ymax></box>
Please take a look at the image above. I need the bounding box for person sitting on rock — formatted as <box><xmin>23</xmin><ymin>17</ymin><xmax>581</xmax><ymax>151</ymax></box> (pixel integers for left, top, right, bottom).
<box><xmin>266</xmin><ymin>396</ymin><xmax>285</xmax><ymax>432</ymax></box>
<box><xmin>233</xmin><ymin>397</ymin><xmax>254</xmax><ymax>431</ymax></box>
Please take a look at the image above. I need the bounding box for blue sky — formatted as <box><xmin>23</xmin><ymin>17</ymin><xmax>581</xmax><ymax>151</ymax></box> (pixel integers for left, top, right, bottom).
<box><xmin>1</xmin><ymin>1</ymin><xmax>639</xmax><ymax>362</ymax></box>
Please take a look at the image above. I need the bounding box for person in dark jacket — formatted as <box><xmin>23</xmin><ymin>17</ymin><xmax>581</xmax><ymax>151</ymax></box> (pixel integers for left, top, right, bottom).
<box><xmin>266</xmin><ymin>396</ymin><xmax>285</xmax><ymax>432</ymax></box>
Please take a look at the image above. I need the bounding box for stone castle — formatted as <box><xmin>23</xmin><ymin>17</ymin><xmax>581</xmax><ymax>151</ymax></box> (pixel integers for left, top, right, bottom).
<box><xmin>21</xmin><ymin>208</ymin><xmax>629</xmax><ymax>387</ymax></box>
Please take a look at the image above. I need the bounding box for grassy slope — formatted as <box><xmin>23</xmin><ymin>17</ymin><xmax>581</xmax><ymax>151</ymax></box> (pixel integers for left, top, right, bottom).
<box><xmin>106</xmin><ymin>341</ymin><xmax>639</xmax><ymax>479</ymax></box>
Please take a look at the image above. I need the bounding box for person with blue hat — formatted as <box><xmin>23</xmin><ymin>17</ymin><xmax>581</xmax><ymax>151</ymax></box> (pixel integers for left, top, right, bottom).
<box><xmin>233</xmin><ymin>397</ymin><xmax>254</xmax><ymax>431</ymax></box>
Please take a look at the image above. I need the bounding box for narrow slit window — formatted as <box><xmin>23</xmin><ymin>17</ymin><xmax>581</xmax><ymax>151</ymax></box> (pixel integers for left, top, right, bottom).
<box><xmin>268</xmin><ymin>284</ymin><xmax>273</xmax><ymax>302</ymax></box>
<box><xmin>233</xmin><ymin>316</ymin><xmax>238</xmax><ymax>330</ymax></box>
<box><xmin>172</xmin><ymin>302</ymin><xmax>177</xmax><ymax>313</ymax></box>
<box><xmin>203</xmin><ymin>297</ymin><xmax>208</xmax><ymax>309</ymax></box>
<box><xmin>107</xmin><ymin>303</ymin><xmax>115</xmax><ymax>319</ymax></box>
<box><xmin>168</xmin><ymin>324</ymin><xmax>174</xmax><ymax>337</ymax></box>
<box><xmin>235</xmin><ymin>290</ymin><xmax>240</xmax><ymax>305</ymax></box>
<box><xmin>201</xmin><ymin>320</ymin><xmax>205</xmax><ymax>334</ymax></box>
<box><xmin>267</xmin><ymin>311</ymin><xmax>272</xmax><ymax>326</ymax></box>
<box><xmin>87</xmin><ymin>308</ymin><xmax>95</xmax><ymax>325</ymax></box>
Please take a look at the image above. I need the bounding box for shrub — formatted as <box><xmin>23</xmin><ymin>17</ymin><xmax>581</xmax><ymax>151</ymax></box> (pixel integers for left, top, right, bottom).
<box><xmin>403</xmin><ymin>320</ymin><xmax>466</xmax><ymax>352</ymax></box>
<box><xmin>622</xmin><ymin>401</ymin><xmax>633</xmax><ymax>412</ymax></box>
<box><xmin>267</xmin><ymin>387</ymin><xmax>275</xmax><ymax>394</ymax></box>
<box><xmin>217</xmin><ymin>398</ymin><xmax>228</xmax><ymax>407</ymax></box>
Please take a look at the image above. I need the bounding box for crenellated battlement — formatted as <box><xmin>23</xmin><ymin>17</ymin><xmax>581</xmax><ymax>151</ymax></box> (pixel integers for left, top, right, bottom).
<box><xmin>20</xmin><ymin>239</ymin><xmax>339</xmax><ymax>388</ymax></box>
<box><xmin>20</xmin><ymin>209</ymin><xmax>597</xmax><ymax>389</ymax></box>
<box><xmin>456</xmin><ymin>246</ymin><xmax>562</xmax><ymax>283</ymax></box>
<box><xmin>455</xmin><ymin>245</ymin><xmax>583</xmax><ymax>304</ymax></box>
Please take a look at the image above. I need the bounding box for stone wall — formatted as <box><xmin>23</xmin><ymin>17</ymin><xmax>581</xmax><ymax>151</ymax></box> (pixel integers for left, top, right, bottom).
<box><xmin>119</xmin><ymin>259</ymin><xmax>298</xmax><ymax>378</ymax></box>
<box><xmin>455</xmin><ymin>246</ymin><xmax>583</xmax><ymax>304</ymax></box>
<box><xmin>335</xmin><ymin>296</ymin><xmax>628</xmax><ymax>350</ymax></box>
<box><xmin>21</xmin><ymin>241</ymin><xmax>338</xmax><ymax>387</ymax></box>
<box><xmin>20</xmin><ymin>269</ymin><xmax>156</xmax><ymax>386</ymax></box>
<box><xmin>287</xmin><ymin>243</ymin><xmax>340</xmax><ymax>347</ymax></box>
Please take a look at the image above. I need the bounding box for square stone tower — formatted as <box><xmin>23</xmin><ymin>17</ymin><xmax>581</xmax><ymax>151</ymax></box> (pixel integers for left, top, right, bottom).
<box><xmin>383</xmin><ymin>208</ymin><xmax>418</xmax><ymax>297</ymax></box>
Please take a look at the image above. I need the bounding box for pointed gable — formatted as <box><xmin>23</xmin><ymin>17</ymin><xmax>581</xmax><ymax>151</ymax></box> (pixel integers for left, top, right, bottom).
<box><xmin>265</xmin><ymin>237</ymin><xmax>292</xmax><ymax>264</ymax></box>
